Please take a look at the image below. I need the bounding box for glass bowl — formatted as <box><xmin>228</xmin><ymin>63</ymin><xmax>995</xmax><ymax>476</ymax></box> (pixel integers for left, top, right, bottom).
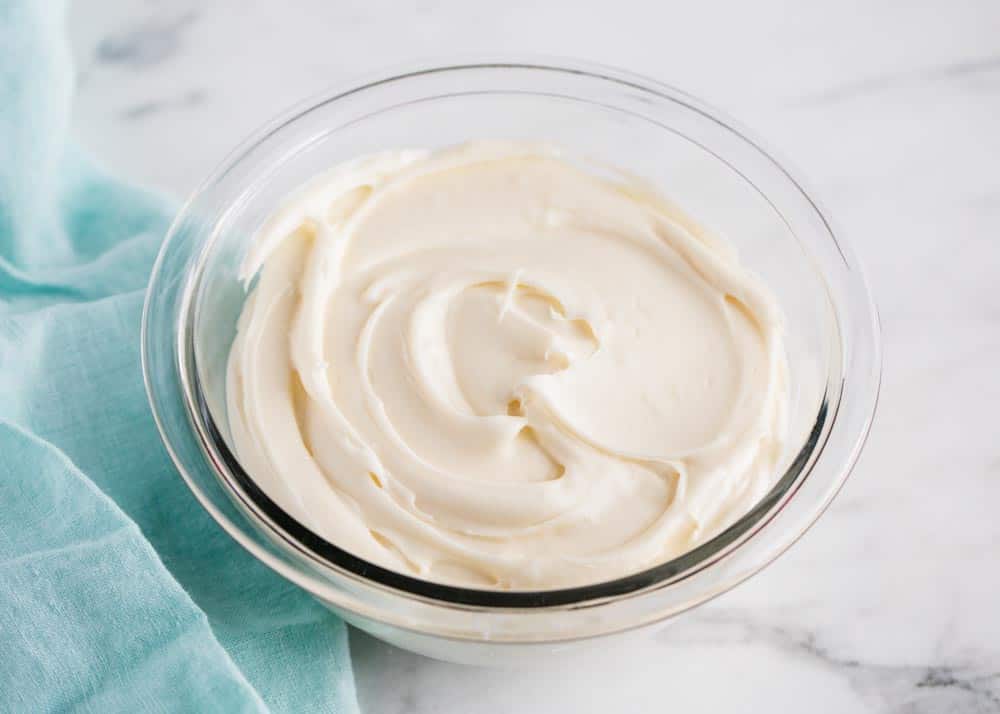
<box><xmin>142</xmin><ymin>57</ymin><xmax>880</xmax><ymax>665</ymax></box>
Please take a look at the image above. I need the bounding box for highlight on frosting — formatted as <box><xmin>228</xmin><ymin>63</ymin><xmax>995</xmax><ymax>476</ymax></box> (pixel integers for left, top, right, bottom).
<box><xmin>225</xmin><ymin>142</ymin><xmax>788</xmax><ymax>590</ymax></box>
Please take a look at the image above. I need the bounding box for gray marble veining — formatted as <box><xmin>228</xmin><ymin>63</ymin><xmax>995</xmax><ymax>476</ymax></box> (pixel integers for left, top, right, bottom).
<box><xmin>794</xmin><ymin>52</ymin><xmax>1000</xmax><ymax>106</ymax></box>
<box><xmin>119</xmin><ymin>89</ymin><xmax>205</xmax><ymax>120</ymax></box>
<box><xmin>95</xmin><ymin>10</ymin><xmax>198</xmax><ymax>68</ymax></box>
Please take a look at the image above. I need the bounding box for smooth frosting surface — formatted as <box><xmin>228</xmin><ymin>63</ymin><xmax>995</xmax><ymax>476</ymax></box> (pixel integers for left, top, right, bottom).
<box><xmin>226</xmin><ymin>142</ymin><xmax>788</xmax><ymax>589</ymax></box>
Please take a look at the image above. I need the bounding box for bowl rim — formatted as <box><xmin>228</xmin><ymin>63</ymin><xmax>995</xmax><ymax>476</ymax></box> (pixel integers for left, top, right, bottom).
<box><xmin>143</xmin><ymin>55</ymin><xmax>881</xmax><ymax>620</ymax></box>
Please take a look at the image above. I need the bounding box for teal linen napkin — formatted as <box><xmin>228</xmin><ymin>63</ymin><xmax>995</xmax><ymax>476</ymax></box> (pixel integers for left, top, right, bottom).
<box><xmin>0</xmin><ymin>2</ymin><xmax>359</xmax><ymax>711</ymax></box>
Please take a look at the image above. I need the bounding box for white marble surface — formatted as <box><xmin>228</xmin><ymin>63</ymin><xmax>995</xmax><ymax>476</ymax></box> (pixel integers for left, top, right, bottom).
<box><xmin>69</xmin><ymin>1</ymin><xmax>1000</xmax><ymax>712</ymax></box>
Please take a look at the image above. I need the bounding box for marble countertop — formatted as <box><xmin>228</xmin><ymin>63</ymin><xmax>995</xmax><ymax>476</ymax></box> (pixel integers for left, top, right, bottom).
<box><xmin>70</xmin><ymin>1</ymin><xmax>1000</xmax><ymax>711</ymax></box>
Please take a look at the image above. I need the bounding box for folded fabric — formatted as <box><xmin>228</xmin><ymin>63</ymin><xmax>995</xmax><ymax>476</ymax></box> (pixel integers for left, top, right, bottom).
<box><xmin>0</xmin><ymin>2</ymin><xmax>358</xmax><ymax>711</ymax></box>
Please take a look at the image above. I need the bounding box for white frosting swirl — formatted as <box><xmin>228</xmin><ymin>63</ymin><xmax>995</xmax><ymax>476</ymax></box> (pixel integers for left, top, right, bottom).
<box><xmin>226</xmin><ymin>142</ymin><xmax>788</xmax><ymax>589</ymax></box>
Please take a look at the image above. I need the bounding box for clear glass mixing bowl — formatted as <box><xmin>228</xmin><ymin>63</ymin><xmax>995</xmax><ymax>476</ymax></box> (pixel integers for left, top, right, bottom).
<box><xmin>142</xmin><ymin>58</ymin><xmax>880</xmax><ymax>665</ymax></box>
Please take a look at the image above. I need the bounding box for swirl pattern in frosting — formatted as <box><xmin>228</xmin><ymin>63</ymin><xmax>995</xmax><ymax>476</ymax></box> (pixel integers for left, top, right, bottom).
<box><xmin>226</xmin><ymin>142</ymin><xmax>788</xmax><ymax>589</ymax></box>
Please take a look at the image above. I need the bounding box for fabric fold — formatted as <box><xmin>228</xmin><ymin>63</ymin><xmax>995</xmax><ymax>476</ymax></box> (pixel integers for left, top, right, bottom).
<box><xmin>0</xmin><ymin>1</ymin><xmax>359</xmax><ymax>711</ymax></box>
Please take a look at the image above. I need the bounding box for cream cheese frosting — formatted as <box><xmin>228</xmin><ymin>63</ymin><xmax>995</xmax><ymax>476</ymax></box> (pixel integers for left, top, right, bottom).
<box><xmin>225</xmin><ymin>142</ymin><xmax>788</xmax><ymax>590</ymax></box>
